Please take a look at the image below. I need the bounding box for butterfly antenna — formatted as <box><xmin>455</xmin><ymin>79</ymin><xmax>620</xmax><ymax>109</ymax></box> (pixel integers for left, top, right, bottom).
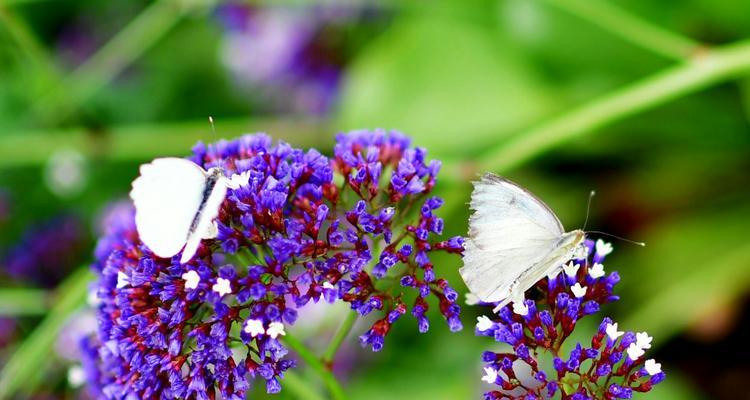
<box><xmin>208</xmin><ymin>116</ymin><xmax>216</xmax><ymax>134</ymax></box>
<box><xmin>585</xmin><ymin>230</ymin><xmax>646</xmax><ymax>247</ymax></box>
<box><xmin>582</xmin><ymin>190</ymin><xmax>595</xmax><ymax>231</ymax></box>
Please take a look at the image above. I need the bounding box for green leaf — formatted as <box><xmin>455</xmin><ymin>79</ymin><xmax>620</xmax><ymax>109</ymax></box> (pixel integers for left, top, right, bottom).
<box><xmin>335</xmin><ymin>13</ymin><xmax>556</xmax><ymax>158</ymax></box>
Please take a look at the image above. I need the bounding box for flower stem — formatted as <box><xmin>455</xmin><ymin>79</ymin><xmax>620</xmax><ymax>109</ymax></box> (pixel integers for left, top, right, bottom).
<box><xmin>0</xmin><ymin>117</ymin><xmax>326</xmax><ymax>169</ymax></box>
<box><xmin>281</xmin><ymin>370</ymin><xmax>327</xmax><ymax>400</ymax></box>
<box><xmin>543</xmin><ymin>0</ymin><xmax>701</xmax><ymax>61</ymax></box>
<box><xmin>0</xmin><ymin>288</ymin><xmax>49</xmax><ymax>316</ymax></box>
<box><xmin>476</xmin><ymin>38</ymin><xmax>750</xmax><ymax>174</ymax></box>
<box><xmin>283</xmin><ymin>332</ymin><xmax>348</xmax><ymax>400</ymax></box>
<box><xmin>323</xmin><ymin>311</ymin><xmax>358</xmax><ymax>364</ymax></box>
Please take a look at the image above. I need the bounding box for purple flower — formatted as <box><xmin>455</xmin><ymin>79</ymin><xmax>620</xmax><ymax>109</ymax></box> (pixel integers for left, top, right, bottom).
<box><xmin>84</xmin><ymin>130</ymin><xmax>463</xmax><ymax>398</ymax></box>
<box><xmin>216</xmin><ymin>3</ymin><xmax>378</xmax><ymax>115</ymax></box>
<box><xmin>476</xmin><ymin>239</ymin><xmax>664</xmax><ymax>399</ymax></box>
<box><xmin>3</xmin><ymin>215</ymin><xmax>88</xmax><ymax>287</ymax></box>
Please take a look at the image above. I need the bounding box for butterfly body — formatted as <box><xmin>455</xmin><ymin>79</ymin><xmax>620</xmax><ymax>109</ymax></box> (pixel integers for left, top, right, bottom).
<box><xmin>460</xmin><ymin>173</ymin><xmax>585</xmax><ymax>310</ymax></box>
<box><xmin>130</xmin><ymin>158</ymin><xmax>228</xmax><ymax>264</ymax></box>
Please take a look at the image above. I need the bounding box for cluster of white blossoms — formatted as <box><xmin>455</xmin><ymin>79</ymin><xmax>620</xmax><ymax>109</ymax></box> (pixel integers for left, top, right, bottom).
<box><xmin>607</xmin><ymin>322</ymin><xmax>661</xmax><ymax>375</ymax></box>
<box><xmin>243</xmin><ymin>319</ymin><xmax>287</xmax><ymax>339</ymax></box>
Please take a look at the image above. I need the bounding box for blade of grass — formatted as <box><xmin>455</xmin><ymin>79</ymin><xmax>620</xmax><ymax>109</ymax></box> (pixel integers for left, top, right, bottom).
<box><xmin>0</xmin><ymin>267</ymin><xmax>93</xmax><ymax>398</ymax></box>
<box><xmin>28</xmin><ymin>0</ymin><xmax>215</xmax><ymax>125</ymax></box>
<box><xmin>0</xmin><ymin>3</ymin><xmax>61</xmax><ymax>79</ymax></box>
<box><xmin>475</xmin><ymin>38</ymin><xmax>750</xmax><ymax>174</ymax></box>
<box><xmin>0</xmin><ymin>288</ymin><xmax>49</xmax><ymax>316</ymax></box>
<box><xmin>544</xmin><ymin>0</ymin><xmax>701</xmax><ymax>61</ymax></box>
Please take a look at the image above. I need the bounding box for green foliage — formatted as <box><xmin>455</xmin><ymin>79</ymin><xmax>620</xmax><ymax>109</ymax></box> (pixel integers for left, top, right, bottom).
<box><xmin>336</xmin><ymin>12</ymin><xmax>556</xmax><ymax>158</ymax></box>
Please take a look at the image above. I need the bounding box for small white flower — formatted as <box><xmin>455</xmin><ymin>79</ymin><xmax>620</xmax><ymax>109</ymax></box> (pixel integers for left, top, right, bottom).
<box><xmin>589</xmin><ymin>263</ymin><xmax>605</xmax><ymax>279</ymax></box>
<box><xmin>571</xmin><ymin>282</ymin><xmax>587</xmax><ymax>298</ymax></box>
<box><xmin>67</xmin><ymin>365</ymin><xmax>86</xmax><ymax>388</ymax></box>
<box><xmin>512</xmin><ymin>299</ymin><xmax>529</xmax><ymax>316</ymax></box>
<box><xmin>116</xmin><ymin>271</ymin><xmax>130</xmax><ymax>289</ymax></box>
<box><xmin>595</xmin><ymin>239</ymin><xmax>613</xmax><ymax>257</ymax></box>
<box><xmin>636</xmin><ymin>332</ymin><xmax>653</xmax><ymax>350</ymax></box>
<box><xmin>322</xmin><ymin>281</ymin><xmax>335</xmax><ymax>290</ymax></box>
<box><xmin>381</xmin><ymin>207</ymin><xmax>395</xmax><ymax>219</ymax></box>
<box><xmin>266</xmin><ymin>322</ymin><xmax>286</xmax><ymax>339</ymax></box>
<box><xmin>481</xmin><ymin>367</ymin><xmax>498</xmax><ymax>384</ymax></box>
<box><xmin>212</xmin><ymin>278</ymin><xmax>232</xmax><ymax>297</ymax></box>
<box><xmin>627</xmin><ymin>342</ymin><xmax>645</xmax><ymax>360</ymax></box>
<box><xmin>182</xmin><ymin>270</ymin><xmax>201</xmax><ymax>290</ymax></box>
<box><xmin>226</xmin><ymin>171</ymin><xmax>250</xmax><ymax>189</ymax></box>
<box><xmin>562</xmin><ymin>261</ymin><xmax>580</xmax><ymax>277</ymax></box>
<box><xmin>644</xmin><ymin>359</ymin><xmax>662</xmax><ymax>375</ymax></box>
<box><xmin>605</xmin><ymin>322</ymin><xmax>624</xmax><ymax>341</ymax></box>
<box><xmin>243</xmin><ymin>319</ymin><xmax>265</xmax><ymax>337</ymax></box>
<box><xmin>476</xmin><ymin>315</ymin><xmax>494</xmax><ymax>331</ymax></box>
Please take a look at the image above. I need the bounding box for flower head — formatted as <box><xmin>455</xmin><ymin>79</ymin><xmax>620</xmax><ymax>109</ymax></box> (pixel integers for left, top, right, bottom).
<box><xmin>644</xmin><ymin>359</ymin><xmax>662</xmax><ymax>376</ymax></box>
<box><xmin>606</xmin><ymin>322</ymin><xmax>624</xmax><ymax>341</ymax></box>
<box><xmin>83</xmin><ymin>131</ymin><xmax>463</xmax><ymax>398</ymax></box>
<box><xmin>477</xmin><ymin>239</ymin><xmax>664</xmax><ymax>398</ymax></box>
<box><xmin>182</xmin><ymin>270</ymin><xmax>201</xmax><ymax>289</ymax></box>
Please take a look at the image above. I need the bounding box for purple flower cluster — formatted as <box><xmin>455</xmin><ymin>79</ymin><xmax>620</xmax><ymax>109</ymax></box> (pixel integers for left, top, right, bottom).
<box><xmin>216</xmin><ymin>3</ymin><xmax>383</xmax><ymax>115</ymax></box>
<box><xmin>2</xmin><ymin>215</ymin><xmax>88</xmax><ymax>287</ymax></box>
<box><xmin>332</xmin><ymin>129</ymin><xmax>463</xmax><ymax>350</ymax></box>
<box><xmin>476</xmin><ymin>239</ymin><xmax>664</xmax><ymax>399</ymax></box>
<box><xmin>83</xmin><ymin>130</ymin><xmax>463</xmax><ymax>398</ymax></box>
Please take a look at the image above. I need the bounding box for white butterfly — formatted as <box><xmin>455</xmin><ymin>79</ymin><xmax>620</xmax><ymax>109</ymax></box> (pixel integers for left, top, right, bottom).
<box><xmin>130</xmin><ymin>158</ymin><xmax>246</xmax><ymax>264</ymax></box>
<box><xmin>460</xmin><ymin>173</ymin><xmax>585</xmax><ymax>312</ymax></box>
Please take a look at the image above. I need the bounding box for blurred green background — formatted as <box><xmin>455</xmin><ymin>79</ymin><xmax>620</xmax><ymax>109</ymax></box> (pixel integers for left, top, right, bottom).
<box><xmin>1</xmin><ymin>0</ymin><xmax>749</xmax><ymax>399</ymax></box>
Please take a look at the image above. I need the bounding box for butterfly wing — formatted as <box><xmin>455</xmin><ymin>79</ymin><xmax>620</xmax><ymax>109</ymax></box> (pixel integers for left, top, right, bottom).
<box><xmin>460</xmin><ymin>173</ymin><xmax>566</xmax><ymax>304</ymax></box>
<box><xmin>130</xmin><ymin>158</ymin><xmax>207</xmax><ymax>259</ymax></box>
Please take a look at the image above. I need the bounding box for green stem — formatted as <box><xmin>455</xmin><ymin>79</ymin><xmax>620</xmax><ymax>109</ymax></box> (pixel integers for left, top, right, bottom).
<box><xmin>477</xmin><ymin>38</ymin><xmax>750</xmax><ymax>173</ymax></box>
<box><xmin>544</xmin><ymin>0</ymin><xmax>701</xmax><ymax>61</ymax></box>
<box><xmin>0</xmin><ymin>288</ymin><xmax>49</xmax><ymax>316</ymax></box>
<box><xmin>0</xmin><ymin>267</ymin><xmax>93</xmax><ymax>399</ymax></box>
<box><xmin>322</xmin><ymin>311</ymin><xmax>358</xmax><ymax>364</ymax></box>
<box><xmin>281</xmin><ymin>370</ymin><xmax>327</xmax><ymax>400</ymax></box>
<box><xmin>283</xmin><ymin>333</ymin><xmax>348</xmax><ymax>400</ymax></box>
<box><xmin>0</xmin><ymin>117</ymin><xmax>327</xmax><ymax>169</ymax></box>
<box><xmin>0</xmin><ymin>4</ymin><xmax>61</xmax><ymax>80</ymax></box>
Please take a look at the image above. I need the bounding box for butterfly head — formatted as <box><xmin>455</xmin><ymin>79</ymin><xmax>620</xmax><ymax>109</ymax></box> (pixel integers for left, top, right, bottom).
<box><xmin>206</xmin><ymin>167</ymin><xmax>225</xmax><ymax>179</ymax></box>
